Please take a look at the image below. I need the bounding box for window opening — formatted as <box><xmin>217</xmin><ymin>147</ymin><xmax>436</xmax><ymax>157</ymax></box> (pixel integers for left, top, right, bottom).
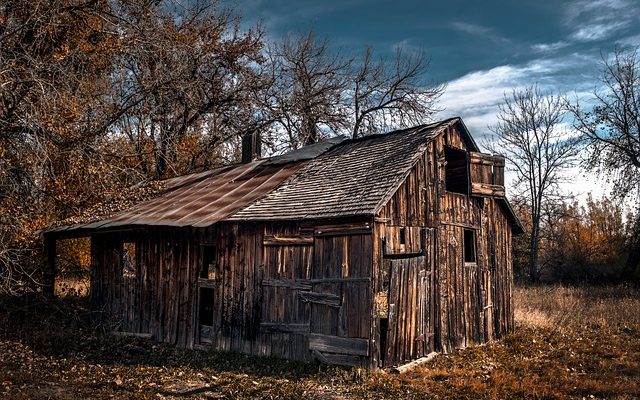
<box><xmin>445</xmin><ymin>146</ymin><xmax>469</xmax><ymax>194</ymax></box>
<box><xmin>463</xmin><ymin>229</ymin><xmax>476</xmax><ymax>263</ymax></box>
<box><xmin>201</xmin><ymin>245</ymin><xmax>216</xmax><ymax>279</ymax></box>
<box><xmin>122</xmin><ymin>242</ymin><xmax>136</xmax><ymax>278</ymax></box>
<box><xmin>399</xmin><ymin>228</ymin><xmax>406</xmax><ymax>246</ymax></box>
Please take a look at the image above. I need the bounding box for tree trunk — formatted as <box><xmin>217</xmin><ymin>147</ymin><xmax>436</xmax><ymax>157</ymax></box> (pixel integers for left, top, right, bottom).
<box><xmin>529</xmin><ymin>221</ymin><xmax>540</xmax><ymax>283</ymax></box>
<box><xmin>623</xmin><ymin>213</ymin><xmax>640</xmax><ymax>282</ymax></box>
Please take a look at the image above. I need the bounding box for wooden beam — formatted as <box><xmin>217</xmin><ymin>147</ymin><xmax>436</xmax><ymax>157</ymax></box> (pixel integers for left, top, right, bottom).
<box><xmin>260</xmin><ymin>322</ymin><xmax>310</xmax><ymax>334</ymax></box>
<box><xmin>298</xmin><ymin>291</ymin><xmax>341</xmax><ymax>307</ymax></box>
<box><xmin>110</xmin><ymin>331</ymin><xmax>153</xmax><ymax>339</ymax></box>
<box><xmin>391</xmin><ymin>352</ymin><xmax>439</xmax><ymax>374</ymax></box>
<box><xmin>309</xmin><ymin>333</ymin><xmax>369</xmax><ymax>356</ymax></box>
<box><xmin>314</xmin><ymin>222</ymin><xmax>372</xmax><ymax>237</ymax></box>
<box><xmin>263</xmin><ymin>234</ymin><xmax>313</xmax><ymax>246</ymax></box>
<box><xmin>471</xmin><ymin>182</ymin><xmax>505</xmax><ymax>197</ymax></box>
<box><xmin>261</xmin><ymin>278</ymin><xmax>312</xmax><ymax>290</ymax></box>
<box><xmin>43</xmin><ymin>234</ymin><xmax>56</xmax><ymax>296</ymax></box>
<box><xmin>383</xmin><ymin>250</ymin><xmax>425</xmax><ymax>259</ymax></box>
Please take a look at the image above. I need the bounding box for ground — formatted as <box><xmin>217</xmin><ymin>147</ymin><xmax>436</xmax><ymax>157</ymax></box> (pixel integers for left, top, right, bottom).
<box><xmin>1</xmin><ymin>286</ymin><xmax>639</xmax><ymax>399</ymax></box>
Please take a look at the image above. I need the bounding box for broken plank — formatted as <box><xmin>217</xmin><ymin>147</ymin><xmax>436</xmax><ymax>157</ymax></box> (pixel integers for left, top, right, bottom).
<box><xmin>308</xmin><ymin>333</ymin><xmax>369</xmax><ymax>356</ymax></box>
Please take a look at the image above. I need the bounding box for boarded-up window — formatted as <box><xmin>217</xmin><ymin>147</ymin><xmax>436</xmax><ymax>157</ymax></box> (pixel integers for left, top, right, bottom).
<box><xmin>201</xmin><ymin>245</ymin><xmax>216</xmax><ymax>279</ymax></box>
<box><xmin>463</xmin><ymin>229</ymin><xmax>476</xmax><ymax>263</ymax></box>
<box><xmin>445</xmin><ymin>146</ymin><xmax>469</xmax><ymax>194</ymax></box>
<box><xmin>122</xmin><ymin>242</ymin><xmax>136</xmax><ymax>278</ymax></box>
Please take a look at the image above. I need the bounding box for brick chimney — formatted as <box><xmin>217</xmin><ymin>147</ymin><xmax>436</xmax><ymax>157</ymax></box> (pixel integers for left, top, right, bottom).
<box><xmin>241</xmin><ymin>130</ymin><xmax>261</xmax><ymax>163</ymax></box>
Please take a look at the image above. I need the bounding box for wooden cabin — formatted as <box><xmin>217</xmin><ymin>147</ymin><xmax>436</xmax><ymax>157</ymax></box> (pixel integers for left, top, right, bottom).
<box><xmin>44</xmin><ymin>117</ymin><xmax>523</xmax><ymax>368</ymax></box>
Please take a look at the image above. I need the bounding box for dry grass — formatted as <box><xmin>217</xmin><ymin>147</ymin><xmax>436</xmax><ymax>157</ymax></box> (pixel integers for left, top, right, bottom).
<box><xmin>515</xmin><ymin>285</ymin><xmax>640</xmax><ymax>331</ymax></box>
<box><xmin>1</xmin><ymin>285</ymin><xmax>639</xmax><ymax>399</ymax></box>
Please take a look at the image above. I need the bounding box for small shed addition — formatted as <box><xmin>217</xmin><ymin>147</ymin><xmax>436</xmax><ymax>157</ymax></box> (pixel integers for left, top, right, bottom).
<box><xmin>45</xmin><ymin>117</ymin><xmax>523</xmax><ymax>368</ymax></box>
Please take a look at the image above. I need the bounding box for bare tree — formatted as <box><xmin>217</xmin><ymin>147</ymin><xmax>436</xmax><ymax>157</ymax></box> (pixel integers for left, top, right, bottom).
<box><xmin>263</xmin><ymin>36</ymin><xmax>445</xmax><ymax>150</ymax></box>
<box><xmin>351</xmin><ymin>47</ymin><xmax>444</xmax><ymax>138</ymax></box>
<box><xmin>265</xmin><ymin>32</ymin><xmax>350</xmax><ymax>150</ymax></box>
<box><xmin>111</xmin><ymin>0</ymin><xmax>267</xmax><ymax>178</ymax></box>
<box><xmin>488</xmin><ymin>85</ymin><xmax>577</xmax><ymax>282</ymax></box>
<box><xmin>568</xmin><ymin>47</ymin><xmax>640</xmax><ymax>280</ymax></box>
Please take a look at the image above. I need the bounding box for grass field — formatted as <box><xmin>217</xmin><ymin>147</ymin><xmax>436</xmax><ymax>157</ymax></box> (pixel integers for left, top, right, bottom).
<box><xmin>1</xmin><ymin>285</ymin><xmax>639</xmax><ymax>399</ymax></box>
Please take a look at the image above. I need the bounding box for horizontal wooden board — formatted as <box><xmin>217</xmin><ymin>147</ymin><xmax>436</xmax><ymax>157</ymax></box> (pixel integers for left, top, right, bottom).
<box><xmin>469</xmin><ymin>152</ymin><xmax>505</xmax><ymax>166</ymax></box>
<box><xmin>308</xmin><ymin>333</ymin><xmax>369</xmax><ymax>356</ymax></box>
<box><xmin>259</xmin><ymin>322</ymin><xmax>310</xmax><ymax>333</ymax></box>
<box><xmin>261</xmin><ymin>279</ymin><xmax>312</xmax><ymax>290</ymax></box>
<box><xmin>197</xmin><ymin>278</ymin><xmax>216</xmax><ymax>288</ymax></box>
<box><xmin>314</xmin><ymin>223</ymin><xmax>372</xmax><ymax>237</ymax></box>
<box><xmin>313</xmin><ymin>350</ymin><xmax>363</xmax><ymax>367</ymax></box>
<box><xmin>471</xmin><ymin>182</ymin><xmax>505</xmax><ymax>197</ymax></box>
<box><xmin>263</xmin><ymin>234</ymin><xmax>314</xmax><ymax>246</ymax></box>
<box><xmin>383</xmin><ymin>250</ymin><xmax>425</xmax><ymax>259</ymax></box>
<box><xmin>298</xmin><ymin>291</ymin><xmax>341</xmax><ymax>307</ymax></box>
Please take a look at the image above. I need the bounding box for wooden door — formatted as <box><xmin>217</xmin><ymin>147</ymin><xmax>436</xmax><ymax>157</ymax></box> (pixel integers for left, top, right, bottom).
<box><xmin>258</xmin><ymin>232</ymin><xmax>313</xmax><ymax>360</ymax></box>
<box><xmin>307</xmin><ymin>229</ymin><xmax>372</xmax><ymax>367</ymax></box>
<box><xmin>383</xmin><ymin>227</ymin><xmax>435</xmax><ymax>367</ymax></box>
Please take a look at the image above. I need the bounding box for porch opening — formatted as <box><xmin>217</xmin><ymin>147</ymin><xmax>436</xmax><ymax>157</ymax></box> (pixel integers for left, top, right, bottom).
<box><xmin>122</xmin><ymin>242</ymin><xmax>136</xmax><ymax>278</ymax></box>
<box><xmin>53</xmin><ymin>237</ymin><xmax>91</xmax><ymax>297</ymax></box>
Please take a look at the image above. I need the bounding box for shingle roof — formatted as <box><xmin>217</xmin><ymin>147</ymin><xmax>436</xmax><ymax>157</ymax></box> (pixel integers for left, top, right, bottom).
<box><xmin>228</xmin><ymin>120</ymin><xmax>452</xmax><ymax>220</ymax></box>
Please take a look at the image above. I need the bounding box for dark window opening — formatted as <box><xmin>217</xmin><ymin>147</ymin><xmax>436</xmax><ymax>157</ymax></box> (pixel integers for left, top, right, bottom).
<box><xmin>399</xmin><ymin>228</ymin><xmax>406</xmax><ymax>246</ymax></box>
<box><xmin>122</xmin><ymin>242</ymin><xmax>136</xmax><ymax>278</ymax></box>
<box><xmin>199</xmin><ymin>287</ymin><xmax>214</xmax><ymax>326</ymax></box>
<box><xmin>380</xmin><ymin>317</ymin><xmax>389</xmax><ymax>366</ymax></box>
<box><xmin>201</xmin><ymin>245</ymin><xmax>216</xmax><ymax>279</ymax></box>
<box><xmin>464</xmin><ymin>229</ymin><xmax>476</xmax><ymax>263</ymax></box>
<box><xmin>445</xmin><ymin>146</ymin><xmax>469</xmax><ymax>194</ymax></box>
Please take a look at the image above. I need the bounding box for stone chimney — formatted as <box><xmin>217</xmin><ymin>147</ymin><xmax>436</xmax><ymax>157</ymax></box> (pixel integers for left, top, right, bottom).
<box><xmin>241</xmin><ymin>130</ymin><xmax>261</xmax><ymax>163</ymax></box>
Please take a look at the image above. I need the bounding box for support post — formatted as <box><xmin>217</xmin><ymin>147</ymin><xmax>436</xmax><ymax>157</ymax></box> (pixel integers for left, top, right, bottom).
<box><xmin>43</xmin><ymin>234</ymin><xmax>56</xmax><ymax>296</ymax></box>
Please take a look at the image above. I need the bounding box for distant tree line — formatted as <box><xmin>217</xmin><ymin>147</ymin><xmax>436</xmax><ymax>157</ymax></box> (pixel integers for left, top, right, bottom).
<box><xmin>493</xmin><ymin>49</ymin><xmax>640</xmax><ymax>284</ymax></box>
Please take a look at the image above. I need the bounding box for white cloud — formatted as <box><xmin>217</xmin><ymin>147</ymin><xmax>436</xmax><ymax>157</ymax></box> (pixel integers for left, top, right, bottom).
<box><xmin>531</xmin><ymin>41</ymin><xmax>570</xmax><ymax>53</ymax></box>
<box><xmin>451</xmin><ymin>21</ymin><xmax>492</xmax><ymax>36</ymax></box>
<box><xmin>571</xmin><ymin>22</ymin><xmax>629</xmax><ymax>42</ymax></box>
<box><xmin>436</xmin><ymin>54</ymin><xmax>608</xmax><ymax>202</ymax></box>
<box><xmin>450</xmin><ymin>21</ymin><xmax>513</xmax><ymax>46</ymax></box>
<box><xmin>437</xmin><ymin>55</ymin><xmax>594</xmax><ymax>137</ymax></box>
<box><xmin>565</xmin><ymin>0</ymin><xmax>640</xmax><ymax>42</ymax></box>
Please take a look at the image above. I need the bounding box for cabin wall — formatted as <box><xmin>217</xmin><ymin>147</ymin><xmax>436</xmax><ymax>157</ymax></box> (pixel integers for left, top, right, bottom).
<box><xmin>374</xmin><ymin>123</ymin><xmax>515</xmax><ymax>367</ymax></box>
<box><xmin>91</xmin><ymin>228</ymin><xmax>202</xmax><ymax>347</ymax></box>
<box><xmin>90</xmin><ymin>219</ymin><xmax>373</xmax><ymax>366</ymax></box>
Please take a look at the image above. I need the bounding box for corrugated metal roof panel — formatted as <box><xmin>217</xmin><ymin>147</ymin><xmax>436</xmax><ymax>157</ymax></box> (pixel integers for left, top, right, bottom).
<box><xmin>47</xmin><ymin>160</ymin><xmax>306</xmax><ymax>233</ymax></box>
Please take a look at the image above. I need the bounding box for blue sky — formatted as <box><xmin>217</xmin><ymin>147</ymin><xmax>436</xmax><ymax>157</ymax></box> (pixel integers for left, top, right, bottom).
<box><xmin>229</xmin><ymin>0</ymin><xmax>640</xmax><ymax>198</ymax></box>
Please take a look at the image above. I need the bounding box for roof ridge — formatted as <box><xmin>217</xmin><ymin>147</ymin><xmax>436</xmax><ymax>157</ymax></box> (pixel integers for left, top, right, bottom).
<box><xmin>227</xmin><ymin>118</ymin><xmax>458</xmax><ymax>221</ymax></box>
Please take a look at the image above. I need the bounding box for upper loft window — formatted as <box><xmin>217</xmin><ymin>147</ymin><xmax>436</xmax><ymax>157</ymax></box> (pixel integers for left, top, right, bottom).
<box><xmin>463</xmin><ymin>229</ymin><xmax>477</xmax><ymax>264</ymax></box>
<box><xmin>445</xmin><ymin>146</ymin><xmax>469</xmax><ymax>194</ymax></box>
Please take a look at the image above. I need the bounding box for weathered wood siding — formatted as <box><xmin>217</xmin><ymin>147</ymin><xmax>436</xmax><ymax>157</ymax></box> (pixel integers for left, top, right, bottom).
<box><xmin>374</xmin><ymin>123</ymin><xmax>515</xmax><ymax>367</ymax></box>
<box><xmin>90</xmin><ymin>220</ymin><xmax>373</xmax><ymax>365</ymax></box>
<box><xmin>91</xmin><ymin>228</ymin><xmax>201</xmax><ymax>348</ymax></box>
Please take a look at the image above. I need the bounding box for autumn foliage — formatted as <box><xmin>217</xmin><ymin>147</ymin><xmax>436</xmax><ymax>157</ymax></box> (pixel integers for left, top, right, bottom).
<box><xmin>512</xmin><ymin>195</ymin><xmax>635</xmax><ymax>283</ymax></box>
